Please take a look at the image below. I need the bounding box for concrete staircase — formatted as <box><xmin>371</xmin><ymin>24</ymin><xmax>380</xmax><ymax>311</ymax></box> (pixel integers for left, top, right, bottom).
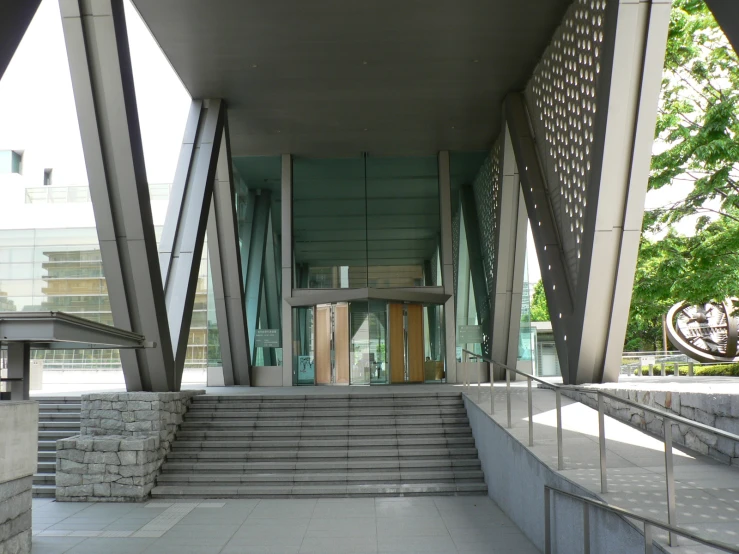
<box><xmin>152</xmin><ymin>391</ymin><xmax>487</xmax><ymax>498</ymax></box>
<box><xmin>33</xmin><ymin>396</ymin><xmax>81</xmax><ymax>498</ymax></box>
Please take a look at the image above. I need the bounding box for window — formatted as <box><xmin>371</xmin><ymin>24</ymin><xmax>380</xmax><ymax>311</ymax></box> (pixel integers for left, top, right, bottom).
<box><xmin>43</xmin><ymin>168</ymin><xmax>53</xmax><ymax>187</ymax></box>
<box><xmin>0</xmin><ymin>150</ymin><xmax>23</xmax><ymax>174</ymax></box>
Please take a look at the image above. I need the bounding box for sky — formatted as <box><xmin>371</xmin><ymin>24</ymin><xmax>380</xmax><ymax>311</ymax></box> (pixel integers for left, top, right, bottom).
<box><xmin>0</xmin><ymin>0</ymin><xmax>697</xmax><ymax>293</ymax></box>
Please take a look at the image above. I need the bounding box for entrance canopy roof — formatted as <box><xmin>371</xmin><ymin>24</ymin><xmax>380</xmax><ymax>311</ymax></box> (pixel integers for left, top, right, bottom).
<box><xmin>131</xmin><ymin>0</ymin><xmax>571</xmax><ymax>157</ymax></box>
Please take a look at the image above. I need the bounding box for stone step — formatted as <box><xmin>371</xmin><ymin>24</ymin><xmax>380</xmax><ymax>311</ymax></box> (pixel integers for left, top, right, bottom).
<box><xmin>161</xmin><ymin>459</ymin><xmax>482</xmax><ymax>473</ymax></box>
<box><xmin>151</xmin><ymin>482</ymin><xmax>487</xmax><ymax>498</ymax></box>
<box><xmin>171</xmin><ymin>437</ymin><xmax>476</xmax><ymax>450</ymax></box>
<box><xmin>38</xmin><ymin>421</ymin><xmax>81</xmax><ymax>430</ymax></box>
<box><xmin>195</xmin><ymin>392</ymin><xmax>461</xmax><ymax>401</ymax></box>
<box><xmin>38</xmin><ymin>430</ymin><xmax>80</xmax><ymax>440</ymax></box>
<box><xmin>33</xmin><ymin>473</ymin><xmax>56</xmax><ymax>485</ymax></box>
<box><xmin>38</xmin><ymin>441</ymin><xmax>60</xmax><ymax>452</ymax></box>
<box><xmin>157</xmin><ymin>469</ymin><xmax>485</xmax><ymax>485</ymax></box>
<box><xmin>39</xmin><ymin>404</ymin><xmax>82</xmax><ymax>412</ymax></box>
<box><xmin>33</xmin><ymin>397</ymin><xmax>82</xmax><ymax>404</ymax></box>
<box><xmin>188</xmin><ymin>400</ymin><xmax>463</xmax><ymax>410</ymax></box>
<box><xmin>36</xmin><ymin>462</ymin><xmax>56</xmax><ymax>473</ymax></box>
<box><xmin>185</xmin><ymin>407</ymin><xmax>466</xmax><ymax>417</ymax></box>
<box><xmin>180</xmin><ymin>417</ymin><xmax>470</xmax><ymax>427</ymax></box>
<box><xmin>165</xmin><ymin>447</ymin><xmax>480</xmax><ymax>460</ymax></box>
<box><xmin>39</xmin><ymin>413</ymin><xmax>80</xmax><ymax>421</ymax></box>
<box><xmin>32</xmin><ymin>485</ymin><xmax>57</xmax><ymax>498</ymax></box>
<box><xmin>174</xmin><ymin>428</ymin><xmax>472</xmax><ymax>440</ymax></box>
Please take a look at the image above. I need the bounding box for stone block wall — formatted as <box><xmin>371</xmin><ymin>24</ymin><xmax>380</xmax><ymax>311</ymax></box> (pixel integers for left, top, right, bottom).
<box><xmin>0</xmin><ymin>476</ymin><xmax>32</xmax><ymax>554</ymax></box>
<box><xmin>562</xmin><ymin>387</ymin><xmax>739</xmax><ymax>466</ymax></box>
<box><xmin>55</xmin><ymin>390</ymin><xmax>202</xmax><ymax>502</ymax></box>
<box><xmin>56</xmin><ymin>436</ymin><xmax>159</xmax><ymax>502</ymax></box>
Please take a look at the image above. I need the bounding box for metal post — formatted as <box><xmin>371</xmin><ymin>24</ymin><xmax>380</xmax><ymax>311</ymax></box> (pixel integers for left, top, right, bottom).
<box><xmin>7</xmin><ymin>342</ymin><xmax>30</xmax><ymax>401</ymax></box>
<box><xmin>556</xmin><ymin>388</ymin><xmax>564</xmax><ymax>470</ymax></box>
<box><xmin>544</xmin><ymin>487</ymin><xmax>552</xmax><ymax>554</ymax></box>
<box><xmin>490</xmin><ymin>364</ymin><xmax>495</xmax><ymax>414</ymax></box>
<box><xmin>583</xmin><ymin>502</ymin><xmax>590</xmax><ymax>554</ymax></box>
<box><xmin>506</xmin><ymin>369</ymin><xmax>512</xmax><ymax>429</ymax></box>
<box><xmin>661</xmin><ymin>361</ymin><xmax>665</xmax><ymax>376</ymax></box>
<box><xmin>664</xmin><ymin>422</ymin><xmax>677</xmax><ymax>546</ymax></box>
<box><xmin>477</xmin><ymin>363</ymin><xmax>481</xmax><ymax>403</ymax></box>
<box><xmin>648</xmin><ymin>363</ymin><xmax>653</xmax><ymax>377</ymax></box>
<box><xmin>527</xmin><ymin>377</ymin><xmax>534</xmax><ymax>446</ymax></box>
<box><xmin>598</xmin><ymin>393</ymin><xmax>608</xmax><ymax>493</ymax></box>
<box><xmin>643</xmin><ymin>523</ymin><xmax>654</xmax><ymax>554</ymax></box>
<box><xmin>688</xmin><ymin>362</ymin><xmax>694</xmax><ymax>377</ymax></box>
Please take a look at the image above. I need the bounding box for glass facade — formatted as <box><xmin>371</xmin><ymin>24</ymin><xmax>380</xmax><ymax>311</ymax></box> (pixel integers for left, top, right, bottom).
<box><xmin>292</xmin><ymin>156</ymin><xmax>441</xmax><ymax>290</ymax></box>
<box><xmin>0</xmin><ymin>226</ymin><xmax>209</xmax><ymax>374</ymax></box>
<box><xmin>291</xmin><ymin>300</ymin><xmax>444</xmax><ymax>386</ymax></box>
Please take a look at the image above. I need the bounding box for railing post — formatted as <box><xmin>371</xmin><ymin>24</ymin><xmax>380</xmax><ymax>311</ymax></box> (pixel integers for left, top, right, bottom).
<box><xmin>648</xmin><ymin>363</ymin><xmax>653</xmax><ymax>377</ymax></box>
<box><xmin>527</xmin><ymin>377</ymin><xmax>534</xmax><ymax>446</ymax></box>
<box><xmin>661</xmin><ymin>361</ymin><xmax>665</xmax><ymax>376</ymax></box>
<box><xmin>664</xmin><ymin>421</ymin><xmax>677</xmax><ymax>547</ymax></box>
<box><xmin>477</xmin><ymin>363</ymin><xmax>481</xmax><ymax>402</ymax></box>
<box><xmin>490</xmin><ymin>363</ymin><xmax>495</xmax><ymax>415</ymax></box>
<box><xmin>643</xmin><ymin>523</ymin><xmax>654</xmax><ymax>554</ymax></box>
<box><xmin>556</xmin><ymin>388</ymin><xmax>564</xmax><ymax>470</ymax></box>
<box><xmin>583</xmin><ymin>502</ymin><xmax>590</xmax><ymax>554</ymax></box>
<box><xmin>544</xmin><ymin>487</ymin><xmax>552</xmax><ymax>554</ymax></box>
<box><xmin>688</xmin><ymin>361</ymin><xmax>694</xmax><ymax>377</ymax></box>
<box><xmin>506</xmin><ymin>369</ymin><xmax>512</xmax><ymax>429</ymax></box>
<box><xmin>598</xmin><ymin>393</ymin><xmax>608</xmax><ymax>493</ymax></box>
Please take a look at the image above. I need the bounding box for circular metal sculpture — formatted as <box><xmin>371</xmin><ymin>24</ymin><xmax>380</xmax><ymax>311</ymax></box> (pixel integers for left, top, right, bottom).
<box><xmin>666</xmin><ymin>298</ymin><xmax>739</xmax><ymax>363</ymax></box>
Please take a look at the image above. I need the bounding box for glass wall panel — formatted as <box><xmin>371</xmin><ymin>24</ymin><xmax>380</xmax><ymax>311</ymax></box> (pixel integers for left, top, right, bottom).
<box><xmin>366</xmin><ymin>157</ymin><xmax>439</xmax><ymax>288</ymax></box>
<box><xmin>292</xmin><ymin>306</ymin><xmax>315</xmax><ymax>385</ymax></box>
<box><xmin>369</xmin><ymin>300</ymin><xmax>388</xmax><ymax>384</ymax></box>
<box><xmin>349</xmin><ymin>301</ymin><xmax>370</xmax><ymax>385</ymax></box>
<box><xmin>293</xmin><ymin>157</ymin><xmax>367</xmax><ymax>289</ymax></box>
<box><xmin>424</xmin><ymin>303</ymin><xmax>446</xmax><ymax>382</ymax></box>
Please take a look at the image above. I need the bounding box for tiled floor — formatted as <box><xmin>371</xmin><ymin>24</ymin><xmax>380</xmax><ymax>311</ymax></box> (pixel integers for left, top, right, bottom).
<box><xmin>30</xmin><ymin>496</ymin><xmax>540</xmax><ymax>554</ymax></box>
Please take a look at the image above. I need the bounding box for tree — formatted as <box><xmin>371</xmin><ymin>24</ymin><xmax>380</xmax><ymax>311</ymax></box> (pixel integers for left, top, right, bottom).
<box><xmin>530</xmin><ymin>280</ymin><xmax>550</xmax><ymax>322</ymax></box>
<box><xmin>625</xmin><ymin>0</ymin><xmax>739</xmax><ymax>351</ymax></box>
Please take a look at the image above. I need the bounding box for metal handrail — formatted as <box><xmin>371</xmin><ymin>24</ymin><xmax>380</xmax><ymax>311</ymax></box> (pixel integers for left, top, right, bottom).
<box><xmin>544</xmin><ymin>486</ymin><xmax>739</xmax><ymax>554</ymax></box>
<box><xmin>460</xmin><ymin>348</ymin><xmax>739</xmax><ymax>548</ymax></box>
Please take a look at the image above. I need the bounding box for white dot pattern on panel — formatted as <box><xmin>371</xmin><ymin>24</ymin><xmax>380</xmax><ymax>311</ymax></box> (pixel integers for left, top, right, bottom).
<box><xmin>526</xmin><ymin>0</ymin><xmax>606</xmax><ymax>282</ymax></box>
<box><xmin>473</xmin><ymin>143</ymin><xmax>501</xmax><ymax>310</ymax></box>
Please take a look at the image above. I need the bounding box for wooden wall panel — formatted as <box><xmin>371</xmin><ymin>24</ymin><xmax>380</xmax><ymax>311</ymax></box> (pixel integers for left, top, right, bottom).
<box><xmin>407</xmin><ymin>304</ymin><xmax>424</xmax><ymax>382</ymax></box>
<box><xmin>335</xmin><ymin>303</ymin><xmax>349</xmax><ymax>384</ymax></box>
<box><xmin>315</xmin><ymin>305</ymin><xmax>331</xmax><ymax>384</ymax></box>
<box><xmin>389</xmin><ymin>303</ymin><xmax>405</xmax><ymax>383</ymax></box>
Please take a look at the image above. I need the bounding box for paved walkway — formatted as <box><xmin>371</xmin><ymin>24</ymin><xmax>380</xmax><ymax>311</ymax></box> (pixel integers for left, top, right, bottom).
<box><xmin>30</xmin><ymin>496</ymin><xmax>538</xmax><ymax>554</ymax></box>
<box><xmin>463</xmin><ymin>380</ymin><xmax>739</xmax><ymax>554</ymax></box>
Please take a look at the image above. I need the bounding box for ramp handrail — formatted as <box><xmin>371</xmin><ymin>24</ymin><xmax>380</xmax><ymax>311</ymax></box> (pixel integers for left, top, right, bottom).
<box><xmin>544</xmin><ymin>485</ymin><xmax>739</xmax><ymax>554</ymax></box>
<box><xmin>461</xmin><ymin>348</ymin><xmax>739</xmax><ymax>548</ymax></box>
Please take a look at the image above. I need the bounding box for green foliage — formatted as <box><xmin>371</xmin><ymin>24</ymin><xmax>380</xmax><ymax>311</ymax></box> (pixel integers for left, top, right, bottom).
<box><xmin>530</xmin><ymin>280</ymin><xmax>550</xmax><ymax>322</ymax></box>
<box><xmin>625</xmin><ymin>0</ymin><xmax>739</xmax><ymax>351</ymax></box>
<box><xmin>633</xmin><ymin>362</ymin><xmax>739</xmax><ymax>376</ymax></box>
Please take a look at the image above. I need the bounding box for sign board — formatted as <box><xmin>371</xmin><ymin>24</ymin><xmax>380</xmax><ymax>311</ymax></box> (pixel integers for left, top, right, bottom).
<box><xmin>255</xmin><ymin>328</ymin><xmax>281</xmax><ymax>348</ymax></box>
<box><xmin>457</xmin><ymin>325</ymin><xmax>483</xmax><ymax>344</ymax></box>
<box><xmin>297</xmin><ymin>356</ymin><xmax>314</xmax><ymax>384</ymax></box>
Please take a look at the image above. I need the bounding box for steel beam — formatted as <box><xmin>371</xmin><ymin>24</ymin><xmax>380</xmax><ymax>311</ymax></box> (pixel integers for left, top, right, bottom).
<box><xmin>207</xmin><ymin>117</ymin><xmax>251</xmax><ymax>386</ymax></box>
<box><xmin>460</xmin><ymin>185</ymin><xmax>491</xmax><ymax>357</ymax></box>
<box><xmin>160</xmin><ymin>99</ymin><xmax>224</xmax><ymax>388</ymax></box>
<box><xmin>281</xmin><ymin>155</ymin><xmax>294</xmax><ymax>385</ymax></box>
<box><xmin>263</xmin><ymin>212</ymin><xmax>281</xmax><ymax>365</ymax></box>
<box><xmin>438</xmin><ymin>151</ymin><xmax>457</xmax><ymax>383</ymax></box>
<box><xmin>1</xmin><ymin>2</ymin><xmax>40</xmax><ymax>82</ymax></box>
<box><xmin>507</xmin><ymin>0</ymin><xmax>670</xmax><ymax>384</ymax></box>
<box><xmin>60</xmin><ymin>0</ymin><xmax>174</xmax><ymax>391</ymax></box>
<box><xmin>491</xmin><ymin>124</ymin><xmax>529</xmax><ymax>372</ymax></box>
<box><xmin>245</xmin><ymin>192</ymin><xmax>271</xmax><ymax>359</ymax></box>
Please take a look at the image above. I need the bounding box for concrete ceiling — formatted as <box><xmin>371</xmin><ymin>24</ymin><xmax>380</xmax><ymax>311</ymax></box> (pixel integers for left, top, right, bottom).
<box><xmin>131</xmin><ymin>0</ymin><xmax>571</xmax><ymax>157</ymax></box>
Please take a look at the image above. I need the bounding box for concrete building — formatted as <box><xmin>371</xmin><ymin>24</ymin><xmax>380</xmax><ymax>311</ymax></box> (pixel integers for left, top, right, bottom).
<box><xmin>4</xmin><ymin>1</ymin><xmax>739</xmax><ymax>553</ymax></box>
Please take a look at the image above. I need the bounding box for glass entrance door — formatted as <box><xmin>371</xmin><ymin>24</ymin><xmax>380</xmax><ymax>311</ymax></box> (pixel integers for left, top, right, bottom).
<box><xmin>348</xmin><ymin>300</ymin><xmax>388</xmax><ymax>385</ymax></box>
<box><xmin>389</xmin><ymin>303</ymin><xmax>424</xmax><ymax>383</ymax></box>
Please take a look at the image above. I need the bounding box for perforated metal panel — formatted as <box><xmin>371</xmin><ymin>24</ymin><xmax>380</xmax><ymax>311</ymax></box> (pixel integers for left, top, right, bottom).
<box><xmin>472</xmin><ymin>142</ymin><xmax>501</xmax><ymax>308</ymax></box>
<box><xmin>525</xmin><ymin>0</ymin><xmax>607</xmax><ymax>286</ymax></box>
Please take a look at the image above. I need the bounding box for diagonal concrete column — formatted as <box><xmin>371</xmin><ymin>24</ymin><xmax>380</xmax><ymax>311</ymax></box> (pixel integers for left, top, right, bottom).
<box><xmin>60</xmin><ymin>0</ymin><xmax>174</xmax><ymax>391</ymax></box>
<box><xmin>0</xmin><ymin>2</ymin><xmax>40</xmax><ymax>81</ymax></box>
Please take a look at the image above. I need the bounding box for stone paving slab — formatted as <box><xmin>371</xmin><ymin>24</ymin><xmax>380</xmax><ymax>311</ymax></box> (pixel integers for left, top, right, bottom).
<box><xmin>29</xmin><ymin>496</ymin><xmax>538</xmax><ymax>553</ymax></box>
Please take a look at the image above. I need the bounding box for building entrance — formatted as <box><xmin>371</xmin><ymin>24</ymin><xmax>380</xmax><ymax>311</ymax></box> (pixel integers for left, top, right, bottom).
<box><xmin>293</xmin><ymin>300</ymin><xmax>445</xmax><ymax>385</ymax></box>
